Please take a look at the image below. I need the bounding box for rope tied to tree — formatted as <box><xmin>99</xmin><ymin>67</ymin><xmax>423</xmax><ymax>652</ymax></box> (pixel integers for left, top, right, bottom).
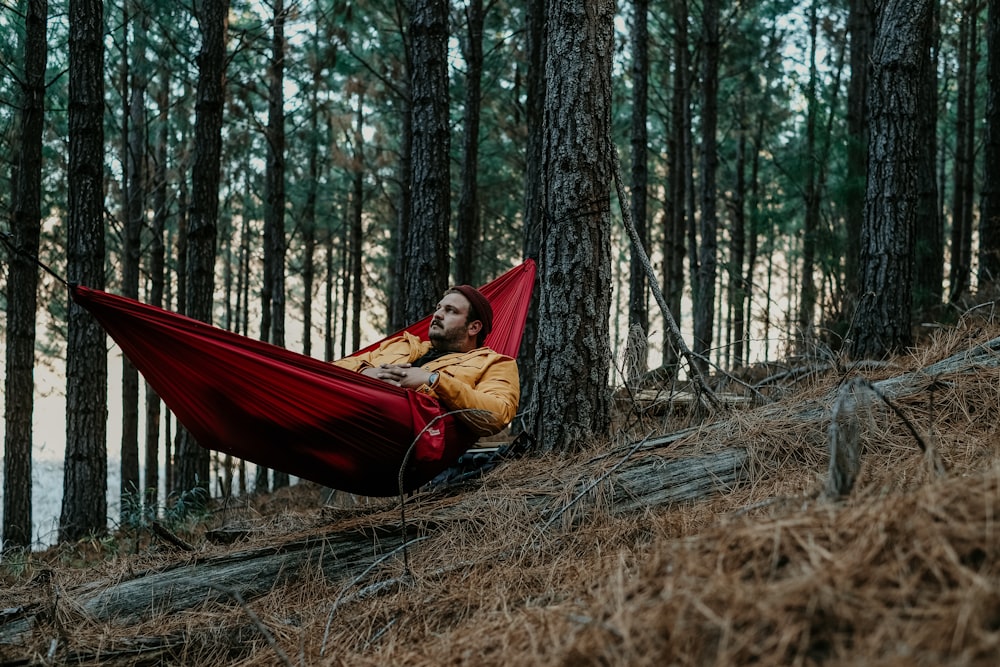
<box><xmin>0</xmin><ymin>228</ymin><xmax>70</xmax><ymax>288</ymax></box>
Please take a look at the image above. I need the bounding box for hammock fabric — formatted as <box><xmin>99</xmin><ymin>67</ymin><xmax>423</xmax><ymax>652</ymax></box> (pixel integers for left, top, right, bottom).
<box><xmin>71</xmin><ymin>260</ymin><xmax>536</xmax><ymax>497</ymax></box>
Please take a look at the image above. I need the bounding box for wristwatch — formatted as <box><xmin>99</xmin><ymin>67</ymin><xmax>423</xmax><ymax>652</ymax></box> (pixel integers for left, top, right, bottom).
<box><xmin>427</xmin><ymin>371</ymin><xmax>439</xmax><ymax>387</ymax></box>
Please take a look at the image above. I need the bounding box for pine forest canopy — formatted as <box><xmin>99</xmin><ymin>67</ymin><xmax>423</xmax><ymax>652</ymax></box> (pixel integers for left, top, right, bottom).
<box><xmin>1</xmin><ymin>0</ymin><xmax>997</xmax><ymax>546</ymax></box>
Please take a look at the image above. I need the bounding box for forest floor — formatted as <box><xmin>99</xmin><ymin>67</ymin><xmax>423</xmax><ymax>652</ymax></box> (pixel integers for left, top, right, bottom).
<box><xmin>4</xmin><ymin>313</ymin><xmax>1000</xmax><ymax>666</ymax></box>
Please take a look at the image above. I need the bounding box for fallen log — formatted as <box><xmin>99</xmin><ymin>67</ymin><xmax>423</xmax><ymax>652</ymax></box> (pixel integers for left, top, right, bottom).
<box><xmin>0</xmin><ymin>444</ymin><xmax>746</xmax><ymax>648</ymax></box>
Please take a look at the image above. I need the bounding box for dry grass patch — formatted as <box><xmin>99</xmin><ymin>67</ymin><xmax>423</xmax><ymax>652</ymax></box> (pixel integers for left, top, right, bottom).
<box><xmin>4</xmin><ymin>320</ymin><xmax>1000</xmax><ymax>665</ymax></box>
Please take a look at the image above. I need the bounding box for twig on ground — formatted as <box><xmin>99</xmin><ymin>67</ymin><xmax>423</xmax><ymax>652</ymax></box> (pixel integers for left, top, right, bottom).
<box><xmin>209</xmin><ymin>583</ymin><xmax>293</xmax><ymax>667</ymax></box>
<box><xmin>320</xmin><ymin>536</ymin><xmax>429</xmax><ymax>657</ymax></box>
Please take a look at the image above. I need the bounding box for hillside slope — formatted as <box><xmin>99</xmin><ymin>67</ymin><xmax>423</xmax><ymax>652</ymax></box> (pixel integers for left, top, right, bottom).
<box><xmin>3</xmin><ymin>322</ymin><xmax>1000</xmax><ymax>666</ymax></box>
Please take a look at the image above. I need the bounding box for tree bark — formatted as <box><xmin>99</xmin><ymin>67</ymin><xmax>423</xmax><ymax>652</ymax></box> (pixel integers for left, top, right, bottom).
<box><xmin>402</xmin><ymin>0</ymin><xmax>451</xmax><ymax>323</ymax></box>
<box><xmin>913</xmin><ymin>0</ymin><xmax>942</xmax><ymax>312</ymax></box>
<box><xmin>3</xmin><ymin>0</ymin><xmax>48</xmax><ymax>549</ymax></box>
<box><xmin>267</xmin><ymin>0</ymin><xmax>290</xmax><ymax>490</ymax></box>
<box><xmin>350</xmin><ymin>93</ymin><xmax>365</xmax><ymax>351</ymax></box>
<box><xmin>532</xmin><ymin>0</ymin><xmax>615</xmax><ymax>452</ymax></box>
<box><xmin>144</xmin><ymin>54</ymin><xmax>171</xmax><ymax>512</ymax></box>
<box><xmin>261</xmin><ymin>0</ymin><xmax>287</xmax><ymax>357</ymax></box>
<box><xmin>982</xmin><ymin>0</ymin><xmax>1000</xmax><ymax>285</ymax></box>
<box><xmin>798</xmin><ymin>1</ymin><xmax>820</xmax><ymax>343</ymax></box>
<box><xmin>851</xmin><ymin>0</ymin><xmax>934</xmax><ymax>359</ymax></box>
<box><xmin>174</xmin><ymin>0</ymin><xmax>229</xmax><ymax>498</ymax></box>
<box><xmin>948</xmin><ymin>1</ymin><xmax>975</xmax><ymax>303</ymax></box>
<box><xmin>454</xmin><ymin>0</ymin><xmax>484</xmax><ymax>287</ymax></box>
<box><xmin>120</xmin><ymin>0</ymin><xmax>148</xmax><ymax>511</ymax></box>
<box><xmin>846</xmin><ymin>0</ymin><xmax>873</xmax><ymax>301</ymax></box>
<box><xmin>693</xmin><ymin>0</ymin><xmax>719</xmax><ymax>371</ymax></box>
<box><xmin>61</xmin><ymin>0</ymin><xmax>108</xmax><ymax>543</ymax></box>
<box><xmin>663</xmin><ymin>0</ymin><xmax>690</xmax><ymax>367</ymax></box>
<box><xmin>301</xmin><ymin>16</ymin><xmax>323</xmax><ymax>359</ymax></box>
<box><xmin>730</xmin><ymin>116</ymin><xmax>748</xmax><ymax>369</ymax></box>
<box><xmin>626</xmin><ymin>0</ymin><xmax>650</xmax><ymax>382</ymax></box>
<box><xmin>516</xmin><ymin>0</ymin><xmax>545</xmax><ymax>431</ymax></box>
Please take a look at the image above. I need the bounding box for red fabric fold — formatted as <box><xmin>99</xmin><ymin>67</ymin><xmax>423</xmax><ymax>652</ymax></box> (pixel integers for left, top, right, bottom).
<box><xmin>71</xmin><ymin>260</ymin><xmax>535</xmax><ymax>496</ymax></box>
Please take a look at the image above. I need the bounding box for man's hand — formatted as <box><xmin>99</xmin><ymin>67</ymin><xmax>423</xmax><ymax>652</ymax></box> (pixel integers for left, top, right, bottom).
<box><xmin>361</xmin><ymin>363</ymin><xmax>433</xmax><ymax>389</ymax></box>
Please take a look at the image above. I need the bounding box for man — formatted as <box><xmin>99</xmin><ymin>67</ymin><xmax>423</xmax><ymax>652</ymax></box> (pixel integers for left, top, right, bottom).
<box><xmin>333</xmin><ymin>286</ymin><xmax>519</xmax><ymax>436</ymax></box>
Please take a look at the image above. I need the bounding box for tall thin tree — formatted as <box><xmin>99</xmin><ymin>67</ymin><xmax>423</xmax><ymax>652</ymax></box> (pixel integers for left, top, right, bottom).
<box><xmin>403</xmin><ymin>0</ymin><xmax>451</xmax><ymax>321</ymax></box>
<box><xmin>852</xmin><ymin>0</ymin><xmax>934</xmax><ymax>358</ymax></box>
<box><xmin>693</xmin><ymin>0</ymin><xmax>720</xmax><ymax>371</ymax></box>
<box><xmin>517</xmin><ymin>0</ymin><xmax>545</xmax><ymax>428</ymax></box>
<box><xmin>350</xmin><ymin>92</ymin><xmax>365</xmax><ymax>352</ymax></box>
<box><xmin>532</xmin><ymin>0</ymin><xmax>615</xmax><ymax>452</ymax></box>
<box><xmin>263</xmin><ymin>0</ymin><xmax>289</xmax><ymax>491</ymax></box>
<box><xmin>845</xmin><ymin>0</ymin><xmax>873</xmax><ymax>301</ymax></box>
<box><xmin>798</xmin><ymin>1</ymin><xmax>821</xmax><ymax>343</ymax></box>
<box><xmin>981</xmin><ymin>0</ymin><xmax>1000</xmax><ymax>284</ymax></box>
<box><xmin>120</xmin><ymin>0</ymin><xmax>148</xmax><ymax>510</ymax></box>
<box><xmin>626</xmin><ymin>0</ymin><xmax>650</xmax><ymax>382</ymax></box>
<box><xmin>948</xmin><ymin>1</ymin><xmax>976</xmax><ymax>303</ymax></box>
<box><xmin>145</xmin><ymin>57</ymin><xmax>170</xmax><ymax>511</ymax></box>
<box><xmin>173</xmin><ymin>0</ymin><xmax>230</xmax><ymax>498</ymax></box>
<box><xmin>663</xmin><ymin>0</ymin><xmax>690</xmax><ymax>368</ymax></box>
<box><xmin>913</xmin><ymin>0</ymin><xmax>942</xmax><ymax>312</ymax></box>
<box><xmin>61</xmin><ymin>0</ymin><xmax>108</xmax><ymax>542</ymax></box>
<box><xmin>454</xmin><ymin>0</ymin><xmax>484</xmax><ymax>286</ymax></box>
<box><xmin>300</xmin><ymin>10</ymin><xmax>325</xmax><ymax>359</ymax></box>
<box><xmin>3</xmin><ymin>0</ymin><xmax>48</xmax><ymax>549</ymax></box>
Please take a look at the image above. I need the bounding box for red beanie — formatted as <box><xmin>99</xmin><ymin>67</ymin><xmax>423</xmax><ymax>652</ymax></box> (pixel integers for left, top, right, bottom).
<box><xmin>451</xmin><ymin>285</ymin><xmax>493</xmax><ymax>343</ymax></box>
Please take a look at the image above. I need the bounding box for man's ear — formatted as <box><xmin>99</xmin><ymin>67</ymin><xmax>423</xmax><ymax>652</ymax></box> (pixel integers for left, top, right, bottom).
<box><xmin>467</xmin><ymin>319</ymin><xmax>483</xmax><ymax>337</ymax></box>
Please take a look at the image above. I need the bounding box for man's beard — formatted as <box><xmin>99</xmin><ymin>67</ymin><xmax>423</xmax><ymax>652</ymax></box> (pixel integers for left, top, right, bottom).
<box><xmin>429</xmin><ymin>322</ymin><xmax>466</xmax><ymax>352</ymax></box>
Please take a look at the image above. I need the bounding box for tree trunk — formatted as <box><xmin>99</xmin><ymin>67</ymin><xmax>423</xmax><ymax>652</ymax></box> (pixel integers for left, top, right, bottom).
<box><xmin>852</xmin><ymin>0</ymin><xmax>934</xmax><ymax>359</ymax></box>
<box><xmin>532</xmin><ymin>0</ymin><xmax>615</xmax><ymax>452</ymax></box>
<box><xmin>3</xmin><ymin>0</ymin><xmax>48</xmax><ymax>549</ymax></box>
<box><xmin>325</xmin><ymin>227</ymin><xmax>336</xmax><ymax>362</ymax></box>
<box><xmin>517</xmin><ymin>0</ymin><xmax>545</xmax><ymax>432</ymax></box>
<box><xmin>267</xmin><ymin>0</ymin><xmax>289</xmax><ymax>490</ymax></box>
<box><xmin>960</xmin><ymin>1</ymin><xmax>977</xmax><ymax>295</ymax></box>
<box><xmin>145</xmin><ymin>59</ymin><xmax>170</xmax><ymax>512</ymax></box>
<box><xmin>339</xmin><ymin>206</ymin><xmax>350</xmax><ymax>358</ymax></box>
<box><xmin>948</xmin><ymin>1</ymin><xmax>974</xmax><ymax>303</ymax></box>
<box><xmin>175</xmin><ymin>177</ymin><xmax>188</xmax><ymax>317</ymax></box>
<box><xmin>454</xmin><ymin>0</ymin><xmax>484</xmax><ymax>286</ymax></box>
<box><xmin>845</xmin><ymin>0</ymin><xmax>873</xmax><ymax>301</ymax></box>
<box><xmin>403</xmin><ymin>0</ymin><xmax>451</xmax><ymax>322</ymax></box>
<box><xmin>730</xmin><ymin>115</ymin><xmax>748</xmax><ymax>369</ymax></box>
<box><xmin>120</xmin><ymin>0</ymin><xmax>148</xmax><ymax>511</ymax></box>
<box><xmin>174</xmin><ymin>0</ymin><xmax>229</xmax><ymax>499</ymax></box>
<box><xmin>663</xmin><ymin>0</ymin><xmax>690</xmax><ymax>368</ymax></box>
<box><xmin>351</xmin><ymin>93</ymin><xmax>365</xmax><ymax>351</ymax></box>
<box><xmin>262</xmin><ymin>0</ymin><xmax>287</xmax><ymax>355</ymax></box>
<box><xmin>745</xmin><ymin>114</ymin><xmax>765</xmax><ymax>365</ymax></box>
<box><xmin>301</xmin><ymin>21</ymin><xmax>322</xmax><ymax>358</ymax></box>
<box><xmin>798</xmin><ymin>1</ymin><xmax>820</xmax><ymax>344</ymax></box>
<box><xmin>693</xmin><ymin>0</ymin><xmax>719</xmax><ymax>371</ymax></box>
<box><xmin>626</xmin><ymin>0</ymin><xmax>650</xmax><ymax>382</ymax></box>
<box><xmin>982</xmin><ymin>0</ymin><xmax>1000</xmax><ymax>285</ymax></box>
<box><xmin>389</xmin><ymin>89</ymin><xmax>411</xmax><ymax>333</ymax></box>
<box><xmin>61</xmin><ymin>0</ymin><xmax>108</xmax><ymax>543</ymax></box>
<box><xmin>913</xmin><ymin>0</ymin><xmax>942</xmax><ymax>312</ymax></box>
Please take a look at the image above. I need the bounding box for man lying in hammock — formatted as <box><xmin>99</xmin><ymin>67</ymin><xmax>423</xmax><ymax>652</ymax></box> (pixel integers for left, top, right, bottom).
<box><xmin>332</xmin><ymin>285</ymin><xmax>520</xmax><ymax>437</ymax></box>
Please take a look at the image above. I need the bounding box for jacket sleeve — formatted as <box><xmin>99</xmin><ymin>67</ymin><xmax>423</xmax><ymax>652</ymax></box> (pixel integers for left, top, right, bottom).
<box><xmin>331</xmin><ymin>335</ymin><xmax>419</xmax><ymax>372</ymax></box>
<box><xmin>432</xmin><ymin>356</ymin><xmax>520</xmax><ymax>436</ymax></box>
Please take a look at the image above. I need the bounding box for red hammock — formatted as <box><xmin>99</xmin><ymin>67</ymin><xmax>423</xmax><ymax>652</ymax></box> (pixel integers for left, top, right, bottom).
<box><xmin>71</xmin><ymin>260</ymin><xmax>536</xmax><ymax>497</ymax></box>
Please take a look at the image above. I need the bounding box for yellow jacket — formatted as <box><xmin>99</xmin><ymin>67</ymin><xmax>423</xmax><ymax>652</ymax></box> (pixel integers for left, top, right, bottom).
<box><xmin>333</xmin><ymin>332</ymin><xmax>520</xmax><ymax>436</ymax></box>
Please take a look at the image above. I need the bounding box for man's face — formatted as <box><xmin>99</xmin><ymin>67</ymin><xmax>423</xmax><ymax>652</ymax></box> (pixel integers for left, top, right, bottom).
<box><xmin>429</xmin><ymin>292</ymin><xmax>477</xmax><ymax>351</ymax></box>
